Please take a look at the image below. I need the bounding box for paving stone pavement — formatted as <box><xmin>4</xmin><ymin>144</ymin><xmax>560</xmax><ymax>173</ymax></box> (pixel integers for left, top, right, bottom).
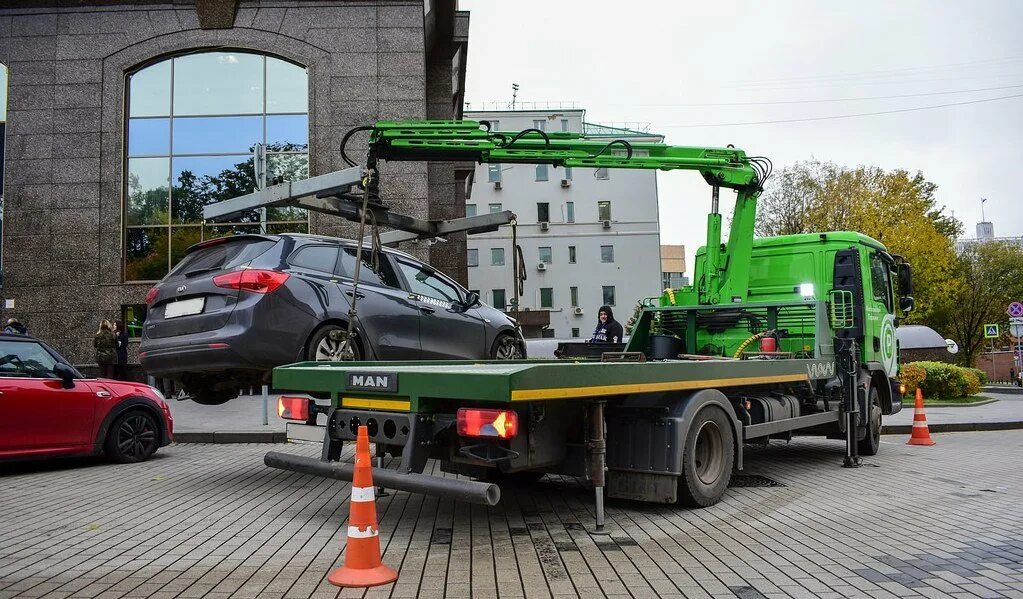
<box><xmin>1</xmin><ymin>432</ymin><xmax>1021</xmax><ymax>599</ymax></box>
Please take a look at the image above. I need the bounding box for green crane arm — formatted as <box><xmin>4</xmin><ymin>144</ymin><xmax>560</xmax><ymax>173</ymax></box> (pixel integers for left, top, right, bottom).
<box><xmin>354</xmin><ymin>120</ymin><xmax>771</xmax><ymax>305</ymax></box>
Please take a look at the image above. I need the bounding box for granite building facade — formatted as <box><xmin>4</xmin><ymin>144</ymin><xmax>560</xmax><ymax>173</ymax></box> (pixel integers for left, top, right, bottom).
<box><xmin>0</xmin><ymin>0</ymin><xmax>470</xmax><ymax>365</ymax></box>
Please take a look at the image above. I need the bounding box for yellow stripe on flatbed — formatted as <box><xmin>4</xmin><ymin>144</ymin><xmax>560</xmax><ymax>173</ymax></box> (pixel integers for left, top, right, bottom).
<box><xmin>341</xmin><ymin>397</ymin><xmax>411</xmax><ymax>412</ymax></box>
<box><xmin>510</xmin><ymin>374</ymin><xmax>808</xmax><ymax>401</ymax></box>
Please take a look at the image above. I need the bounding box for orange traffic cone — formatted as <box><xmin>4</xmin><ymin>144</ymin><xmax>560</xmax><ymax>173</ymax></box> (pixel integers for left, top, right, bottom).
<box><xmin>328</xmin><ymin>426</ymin><xmax>398</xmax><ymax>588</ymax></box>
<box><xmin>906</xmin><ymin>388</ymin><xmax>936</xmax><ymax>446</ymax></box>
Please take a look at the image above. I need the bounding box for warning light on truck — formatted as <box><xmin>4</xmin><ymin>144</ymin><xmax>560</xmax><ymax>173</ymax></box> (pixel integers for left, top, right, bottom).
<box><xmin>278</xmin><ymin>396</ymin><xmax>311</xmax><ymax>421</ymax></box>
<box><xmin>457</xmin><ymin>408</ymin><xmax>518</xmax><ymax>439</ymax></box>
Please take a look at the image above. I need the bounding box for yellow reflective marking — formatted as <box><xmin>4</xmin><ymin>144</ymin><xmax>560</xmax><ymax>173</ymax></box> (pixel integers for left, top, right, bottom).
<box><xmin>509</xmin><ymin>374</ymin><xmax>808</xmax><ymax>401</ymax></box>
<box><xmin>341</xmin><ymin>397</ymin><xmax>411</xmax><ymax>412</ymax></box>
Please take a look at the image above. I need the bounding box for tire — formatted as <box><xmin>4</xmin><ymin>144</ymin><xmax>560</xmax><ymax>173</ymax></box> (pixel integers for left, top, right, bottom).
<box><xmin>190</xmin><ymin>388</ymin><xmax>238</xmax><ymax>406</ymax></box>
<box><xmin>858</xmin><ymin>386</ymin><xmax>882</xmax><ymax>456</ymax></box>
<box><xmin>491</xmin><ymin>333</ymin><xmax>524</xmax><ymax>360</ymax></box>
<box><xmin>306</xmin><ymin>324</ymin><xmax>362</xmax><ymax>362</ymax></box>
<box><xmin>678</xmin><ymin>405</ymin><xmax>734</xmax><ymax>508</ymax></box>
<box><xmin>105</xmin><ymin>409</ymin><xmax>160</xmax><ymax>463</ymax></box>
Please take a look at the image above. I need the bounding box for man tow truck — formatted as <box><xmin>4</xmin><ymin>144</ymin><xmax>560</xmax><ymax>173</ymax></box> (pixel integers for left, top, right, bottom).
<box><xmin>238</xmin><ymin>120</ymin><xmax>912</xmax><ymax>527</ymax></box>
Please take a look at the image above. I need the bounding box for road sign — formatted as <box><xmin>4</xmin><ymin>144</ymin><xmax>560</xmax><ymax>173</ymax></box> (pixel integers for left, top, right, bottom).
<box><xmin>945</xmin><ymin>339</ymin><xmax>959</xmax><ymax>354</ymax></box>
<box><xmin>1009</xmin><ymin>302</ymin><xmax>1023</xmax><ymax>318</ymax></box>
<box><xmin>984</xmin><ymin>324</ymin><xmax>1000</xmax><ymax>338</ymax></box>
<box><xmin>1012</xmin><ymin>324</ymin><xmax>1023</xmax><ymax>338</ymax></box>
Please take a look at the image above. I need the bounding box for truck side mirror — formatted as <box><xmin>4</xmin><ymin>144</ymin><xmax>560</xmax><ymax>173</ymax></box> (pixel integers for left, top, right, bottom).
<box><xmin>897</xmin><ymin>263</ymin><xmax>913</xmax><ymax>296</ymax></box>
<box><xmin>899</xmin><ymin>296</ymin><xmax>915</xmax><ymax>314</ymax></box>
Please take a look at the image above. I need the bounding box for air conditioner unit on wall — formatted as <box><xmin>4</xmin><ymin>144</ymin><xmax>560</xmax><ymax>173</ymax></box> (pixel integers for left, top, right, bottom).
<box><xmin>573</xmin><ymin>306</ymin><xmax>584</xmax><ymax>315</ymax></box>
<box><xmin>539</xmin><ymin>221</ymin><xmax>550</xmax><ymax>231</ymax></box>
<box><xmin>537</xmin><ymin>263</ymin><xmax>547</xmax><ymax>271</ymax></box>
<box><xmin>561</xmin><ymin>179</ymin><xmax>571</xmax><ymax>188</ymax></box>
<box><xmin>494</xmin><ymin>181</ymin><xmax>502</xmax><ymax>190</ymax></box>
<box><xmin>602</xmin><ymin>220</ymin><xmax>611</xmax><ymax>229</ymax></box>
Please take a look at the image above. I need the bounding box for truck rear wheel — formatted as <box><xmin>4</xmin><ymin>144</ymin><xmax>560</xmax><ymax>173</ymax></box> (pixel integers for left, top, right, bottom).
<box><xmin>679</xmin><ymin>405</ymin><xmax>734</xmax><ymax>508</ymax></box>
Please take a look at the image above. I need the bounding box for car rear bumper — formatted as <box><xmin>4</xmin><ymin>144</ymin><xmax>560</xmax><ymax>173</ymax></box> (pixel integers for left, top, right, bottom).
<box><xmin>140</xmin><ymin>324</ymin><xmax>302</xmax><ymax>378</ymax></box>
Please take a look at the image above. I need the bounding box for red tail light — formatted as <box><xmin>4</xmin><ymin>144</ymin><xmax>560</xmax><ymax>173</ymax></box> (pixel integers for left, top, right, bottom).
<box><xmin>213</xmin><ymin>269</ymin><xmax>289</xmax><ymax>293</ymax></box>
<box><xmin>145</xmin><ymin>286</ymin><xmax>159</xmax><ymax>305</ymax></box>
<box><xmin>278</xmin><ymin>396</ymin><xmax>312</xmax><ymax>421</ymax></box>
<box><xmin>457</xmin><ymin>408</ymin><xmax>518</xmax><ymax>439</ymax></box>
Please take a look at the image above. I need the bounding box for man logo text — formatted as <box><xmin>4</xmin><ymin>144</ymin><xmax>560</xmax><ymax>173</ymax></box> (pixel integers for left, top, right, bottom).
<box><xmin>351</xmin><ymin>375</ymin><xmax>388</xmax><ymax>388</ymax></box>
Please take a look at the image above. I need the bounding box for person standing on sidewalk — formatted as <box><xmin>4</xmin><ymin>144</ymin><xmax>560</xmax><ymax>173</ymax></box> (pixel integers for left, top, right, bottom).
<box><xmin>94</xmin><ymin>320</ymin><xmax>117</xmax><ymax>379</ymax></box>
<box><xmin>113</xmin><ymin>320</ymin><xmax>129</xmax><ymax>381</ymax></box>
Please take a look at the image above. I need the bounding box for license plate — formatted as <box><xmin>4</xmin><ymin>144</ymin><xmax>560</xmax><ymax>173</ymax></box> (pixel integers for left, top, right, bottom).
<box><xmin>164</xmin><ymin>297</ymin><xmax>205</xmax><ymax>319</ymax></box>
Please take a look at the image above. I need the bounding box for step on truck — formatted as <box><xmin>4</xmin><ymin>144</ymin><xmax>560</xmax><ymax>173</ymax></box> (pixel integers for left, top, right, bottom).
<box><xmin>260</xmin><ymin>121</ymin><xmax>913</xmax><ymax>525</ymax></box>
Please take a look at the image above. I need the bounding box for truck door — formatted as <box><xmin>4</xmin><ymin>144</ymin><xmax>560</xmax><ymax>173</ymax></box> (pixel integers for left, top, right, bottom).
<box><xmin>867</xmin><ymin>252</ymin><xmax>898</xmax><ymax>377</ymax></box>
<box><xmin>392</xmin><ymin>258</ymin><xmax>488</xmax><ymax>360</ymax></box>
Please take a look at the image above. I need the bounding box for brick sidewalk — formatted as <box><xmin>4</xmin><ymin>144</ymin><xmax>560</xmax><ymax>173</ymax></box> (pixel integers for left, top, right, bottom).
<box><xmin>2</xmin><ymin>432</ymin><xmax>1022</xmax><ymax>598</ymax></box>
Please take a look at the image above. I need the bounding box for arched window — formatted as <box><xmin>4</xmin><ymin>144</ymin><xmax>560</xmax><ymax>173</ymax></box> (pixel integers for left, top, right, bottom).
<box><xmin>124</xmin><ymin>51</ymin><xmax>309</xmax><ymax>282</ymax></box>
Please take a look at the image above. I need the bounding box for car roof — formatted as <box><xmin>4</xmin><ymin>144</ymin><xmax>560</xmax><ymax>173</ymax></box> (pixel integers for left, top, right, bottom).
<box><xmin>279</xmin><ymin>233</ymin><xmax>418</xmax><ymax>261</ymax></box>
<box><xmin>0</xmin><ymin>333</ymin><xmax>42</xmax><ymax>343</ymax></box>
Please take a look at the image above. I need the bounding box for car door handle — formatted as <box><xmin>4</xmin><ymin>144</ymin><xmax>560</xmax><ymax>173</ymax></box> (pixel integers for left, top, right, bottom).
<box><xmin>96</xmin><ymin>391</ymin><xmax>111</xmax><ymax>398</ymax></box>
<box><xmin>345</xmin><ymin>290</ymin><xmax>365</xmax><ymax>299</ymax></box>
<box><xmin>419</xmin><ymin>306</ymin><xmax>435</xmax><ymax>314</ymax></box>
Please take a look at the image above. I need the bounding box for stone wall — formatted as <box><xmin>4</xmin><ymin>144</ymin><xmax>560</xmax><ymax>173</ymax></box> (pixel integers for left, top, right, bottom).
<box><xmin>0</xmin><ymin>0</ymin><xmax>465</xmax><ymax>363</ymax></box>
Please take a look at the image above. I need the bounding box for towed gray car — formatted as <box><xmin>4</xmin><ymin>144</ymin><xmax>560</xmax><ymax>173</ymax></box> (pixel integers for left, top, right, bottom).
<box><xmin>139</xmin><ymin>233</ymin><xmax>524</xmax><ymax>404</ymax></box>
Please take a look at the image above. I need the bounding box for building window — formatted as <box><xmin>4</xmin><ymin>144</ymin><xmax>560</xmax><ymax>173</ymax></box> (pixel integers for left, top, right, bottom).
<box><xmin>598</xmin><ymin>201</ymin><xmax>612</xmax><ymax>221</ymax></box>
<box><xmin>601</xmin><ymin>245</ymin><xmax>615</xmax><ymax>263</ymax></box>
<box><xmin>595</xmin><ymin>167</ymin><xmax>609</xmax><ymax>180</ymax></box>
<box><xmin>533</xmin><ymin>119</ymin><xmax>546</xmax><ymax>131</ymax></box>
<box><xmin>489</xmin><ymin>203</ymin><xmax>502</xmax><ymax>214</ymax></box>
<box><xmin>537</xmin><ymin>202</ymin><xmax>550</xmax><ymax>223</ymax></box>
<box><xmin>538</xmin><ymin>247</ymin><xmax>552</xmax><ymax>264</ymax></box>
<box><xmin>467</xmin><ymin>248</ymin><xmax>478</xmax><ymax>267</ymax></box>
<box><xmin>540</xmin><ymin>287</ymin><xmax>554</xmax><ymax>308</ymax></box>
<box><xmin>542</xmin><ymin>328</ymin><xmax>556</xmax><ymax>339</ymax></box>
<box><xmin>535</xmin><ymin>164</ymin><xmax>548</xmax><ymax>182</ymax></box>
<box><xmin>570</xmin><ymin>286</ymin><xmax>579</xmax><ymax>307</ymax></box>
<box><xmin>492</xmin><ymin>289</ymin><xmax>506</xmax><ymax>310</ymax></box>
<box><xmin>491</xmin><ymin>247</ymin><xmax>505</xmax><ymax>266</ymax></box>
<box><xmin>568</xmin><ymin>246</ymin><xmax>576</xmax><ymax>264</ymax></box>
<box><xmin>561</xmin><ymin>118</ymin><xmax>569</xmax><ymax>132</ymax></box>
<box><xmin>563</xmin><ymin>167</ymin><xmax>573</xmax><ymax>181</ymax></box>
<box><xmin>121</xmin><ymin>304</ymin><xmax>147</xmax><ymax>339</ymax></box>
<box><xmin>571</xmin><ymin>327</ymin><xmax>580</xmax><ymax>338</ymax></box>
<box><xmin>488</xmin><ymin>164</ymin><xmax>502</xmax><ymax>183</ymax></box>
<box><xmin>124</xmin><ymin>51</ymin><xmax>309</xmax><ymax>282</ymax></box>
<box><xmin>602</xmin><ymin>285</ymin><xmax>616</xmax><ymax>306</ymax></box>
<box><xmin>565</xmin><ymin>202</ymin><xmax>575</xmax><ymax>223</ymax></box>
<box><xmin>466</xmin><ymin>203</ymin><xmax>477</xmax><ymax>217</ymax></box>
<box><xmin>490</xmin><ymin>120</ymin><xmax>500</xmax><ymax>131</ymax></box>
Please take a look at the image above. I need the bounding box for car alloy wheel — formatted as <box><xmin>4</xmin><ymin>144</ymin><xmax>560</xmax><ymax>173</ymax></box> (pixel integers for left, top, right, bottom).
<box><xmin>315</xmin><ymin>329</ymin><xmax>359</xmax><ymax>361</ymax></box>
<box><xmin>108</xmin><ymin>411</ymin><xmax>159</xmax><ymax>463</ymax></box>
<box><xmin>493</xmin><ymin>335</ymin><xmax>523</xmax><ymax>360</ymax></box>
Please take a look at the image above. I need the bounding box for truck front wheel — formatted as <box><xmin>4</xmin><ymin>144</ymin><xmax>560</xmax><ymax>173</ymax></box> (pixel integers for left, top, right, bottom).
<box><xmin>679</xmin><ymin>405</ymin><xmax>734</xmax><ymax>508</ymax></box>
<box><xmin>858</xmin><ymin>387</ymin><xmax>882</xmax><ymax>456</ymax></box>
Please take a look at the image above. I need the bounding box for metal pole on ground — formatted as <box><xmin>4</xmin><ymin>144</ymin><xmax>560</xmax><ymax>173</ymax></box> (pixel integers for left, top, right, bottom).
<box><xmin>586</xmin><ymin>400</ymin><xmax>609</xmax><ymax>534</ymax></box>
<box><xmin>262</xmin><ymin>385</ymin><xmax>269</xmax><ymax>426</ymax></box>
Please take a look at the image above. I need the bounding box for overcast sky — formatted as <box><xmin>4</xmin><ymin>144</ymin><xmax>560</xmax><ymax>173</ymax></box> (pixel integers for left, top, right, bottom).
<box><xmin>460</xmin><ymin>0</ymin><xmax>1023</xmax><ymax>272</ymax></box>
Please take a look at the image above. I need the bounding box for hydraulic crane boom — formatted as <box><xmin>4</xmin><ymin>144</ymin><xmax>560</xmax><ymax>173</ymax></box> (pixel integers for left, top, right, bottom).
<box><xmin>350</xmin><ymin>120</ymin><xmax>771</xmax><ymax>305</ymax></box>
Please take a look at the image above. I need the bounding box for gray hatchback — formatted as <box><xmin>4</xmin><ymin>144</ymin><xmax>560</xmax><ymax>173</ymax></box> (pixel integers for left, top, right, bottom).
<box><xmin>139</xmin><ymin>234</ymin><xmax>525</xmax><ymax>404</ymax></box>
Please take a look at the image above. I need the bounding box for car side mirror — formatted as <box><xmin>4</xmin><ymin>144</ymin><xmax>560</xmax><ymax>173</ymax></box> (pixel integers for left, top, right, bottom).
<box><xmin>53</xmin><ymin>363</ymin><xmax>76</xmax><ymax>389</ymax></box>
<box><xmin>463</xmin><ymin>291</ymin><xmax>481</xmax><ymax>308</ymax></box>
<box><xmin>899</xmin><ymin>295</ymin><xmax>915</xmax><ymax>314</ymax></box>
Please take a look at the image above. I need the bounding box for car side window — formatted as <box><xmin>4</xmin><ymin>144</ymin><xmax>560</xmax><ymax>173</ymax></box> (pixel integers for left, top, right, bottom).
<box><xmin>337</xmin><ymin>248</ymin><xmax>402</xmax><ymax>289</ymax></box>
<box><xmin>396</xmin><ymin>260</ymin><xmax>463</xmax><ymax>304</ymax></box>
<box><xmin>0</xmin><ymin>341</ymin><xmax>60</xmax><ymax>379</ymax></box>
<box><xmin>288</xmin><ymin>245</ymin><xmax>340</xmax><ymax>274</ymax></box>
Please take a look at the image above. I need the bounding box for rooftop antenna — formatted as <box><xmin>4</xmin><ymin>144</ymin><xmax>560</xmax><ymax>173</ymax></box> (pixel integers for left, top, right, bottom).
<box><xmin>511</xmin><ymin>83</ymin><xmax>519</xmax><ymax>109</ymax></box>
<box><xmin>980</xmin><ymin>197</ymin><xmax>987</xmax><ymax>222</ymax></box>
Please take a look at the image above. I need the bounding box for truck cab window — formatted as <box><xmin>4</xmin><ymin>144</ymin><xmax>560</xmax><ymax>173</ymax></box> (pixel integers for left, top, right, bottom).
<box><xmin>869</xmin><ymin>253</ymin><xmax>893</xmax><ymax>312</ymax></box>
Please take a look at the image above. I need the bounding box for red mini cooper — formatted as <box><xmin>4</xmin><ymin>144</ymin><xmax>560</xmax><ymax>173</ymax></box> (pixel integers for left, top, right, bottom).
<box><xmin>0</xmin><ymin>333</ymin><xmax>173</xmax><ymax>463</ymax></box>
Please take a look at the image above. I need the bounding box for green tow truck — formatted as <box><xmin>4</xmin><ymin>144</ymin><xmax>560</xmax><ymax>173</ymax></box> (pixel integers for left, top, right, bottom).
<box><xmin>263</xmin><ymin>121</ymin><xmax>914</xmax><ymax>525</ymax></box>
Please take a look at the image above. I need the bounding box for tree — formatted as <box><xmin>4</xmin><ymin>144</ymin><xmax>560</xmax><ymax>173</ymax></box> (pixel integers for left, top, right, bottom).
<box><xmin>930</xmin><ymin>241</ymin><xmax>1023</xmax><ymax>366</ymax></box>
<box><xmin>756</xmin><ymin>160</ymin><xmax>961</xmax><ymax>324</ymax></box>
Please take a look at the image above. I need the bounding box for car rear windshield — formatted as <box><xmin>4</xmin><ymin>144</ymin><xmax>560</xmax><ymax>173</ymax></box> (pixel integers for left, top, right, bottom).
<box><xmin>169</xmin><ymin>238</ymin><xmax>277</xmax><ymax>278</ymax></box>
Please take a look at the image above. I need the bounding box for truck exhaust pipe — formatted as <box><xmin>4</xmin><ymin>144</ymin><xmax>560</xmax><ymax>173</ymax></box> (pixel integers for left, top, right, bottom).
<box><xmin>264</xmin><ymin>451</ymin><xmax>501</xmax><ymax>506</ymax></box>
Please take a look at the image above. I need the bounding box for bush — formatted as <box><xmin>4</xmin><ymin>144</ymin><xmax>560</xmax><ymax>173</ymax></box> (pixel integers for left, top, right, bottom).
<box><xmin>904</xmin><ymin>361</ymin><xmax>983</xmax><ymax>400</ymax></box>
<box><xmin>967</xmin><ymin>367</ymin><xmax>988</xmax><ymax>386</ymax></box>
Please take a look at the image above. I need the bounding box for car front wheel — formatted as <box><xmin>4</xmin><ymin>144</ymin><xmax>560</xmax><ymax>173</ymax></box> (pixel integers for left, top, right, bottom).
<box><xmin>105</xmin><ymin>409</ymin><xmax>160</xmax><ymax>463</ymax></box>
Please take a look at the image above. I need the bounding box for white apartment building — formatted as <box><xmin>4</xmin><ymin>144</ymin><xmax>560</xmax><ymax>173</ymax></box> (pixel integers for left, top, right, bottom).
<box><xmin>463</xmin><ymin>108</ymin><xmax>663</xmax><ymax>339</ymax></box>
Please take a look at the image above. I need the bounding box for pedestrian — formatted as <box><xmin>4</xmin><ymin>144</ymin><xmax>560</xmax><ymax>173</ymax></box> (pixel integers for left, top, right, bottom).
<box><xmin>113</xmin><ymin>320</ymin><xmax>129</xmax><ymax>381</ymax></box>
<box><xmin>589</xmin><ymin>305</ymin><xmax>624</xmax><ymax>344</ymax></box>
<box><xmin>94</xmin><ymin>319</ymin><xmax>117</xmax><ymax>379</ymax></box>
<box><xmin>3</xmin><ymin>318</ymin><xmax>27</xmax><ymax>335</ymax></box>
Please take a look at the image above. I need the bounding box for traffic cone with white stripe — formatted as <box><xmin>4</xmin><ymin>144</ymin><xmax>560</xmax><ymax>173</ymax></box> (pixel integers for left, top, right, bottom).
<box><xmin>328</xmin><ymin>425</ymin><xmax>398</xmax><ymax>588</ymax></box>
<box><xmin>906</xmin><ymin>388</ymin><xmax>936</xmax><ymax>446</ymax></box>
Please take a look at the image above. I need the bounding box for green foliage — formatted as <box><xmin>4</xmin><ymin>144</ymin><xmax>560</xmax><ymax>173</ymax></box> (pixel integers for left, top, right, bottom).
<box><xmin>966</xmin><ymin>367</ymin><xmax>987</xmax><ymax>386</ymax></box>
<box><xmin>907</xmin><ymin>361</ymin><xmax>982</xmax><ymax>400</ymax></box>
<box><xmin>899</xmin><ymin>363</ymin><xmax>926</xmax><ymax>393</ymax></box>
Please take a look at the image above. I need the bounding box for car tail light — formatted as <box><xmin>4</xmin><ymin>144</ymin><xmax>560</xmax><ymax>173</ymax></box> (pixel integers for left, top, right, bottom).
<box><xmin>145</xmin><ymin>286</ymin><xmax>159</xmax><ymax>305</ymax></box>
<box><xmin>278</xmin><ymin>396</ymin><xmax>312</xmax><ymax>421</ymax></box>
<box><xmin>457</xmin><ymin>408</ymin><xmax>518</xmax><ymax>440</ymax></box>
<box><xmin>213</xmin><ymin>269</ymin><xmax>289</xmax><ymax>293</ymax></box>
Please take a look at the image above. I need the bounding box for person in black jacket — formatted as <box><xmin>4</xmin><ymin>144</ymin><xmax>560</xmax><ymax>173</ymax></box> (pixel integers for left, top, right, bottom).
<box><xmin>3</xmin><ymin>318</ymin><xmax>27</xmax><ymax>335</ymax></box>
<box><xmin>589</xmin><ymin>305</ymin><xmax>624</xmax><ymax>344</ymax></box>
<box><xmin>113</xmin><ymin>320</ymin><xmax>130</xmax><ymax>381</ymax></box>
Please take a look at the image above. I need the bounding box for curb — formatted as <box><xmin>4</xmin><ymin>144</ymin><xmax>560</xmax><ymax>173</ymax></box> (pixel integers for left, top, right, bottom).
<box><xmin>882</xmin><ymin>421</ymin><xmax>1023</xmax><ymax>435</ymax></box>
<box><xmin>922</xmin><ymin>398</ymin><xmax>999</xmax><ymax>408</ymax></box>
<box><xmin>173</xmin><ymin>431</ymin><xmax>288</xmax><ymax>444</ymax></box>
<box><xmin>984</xmin><ymin>386</ymin><xmax>1023</xmax><ymax>396</ymax></box>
